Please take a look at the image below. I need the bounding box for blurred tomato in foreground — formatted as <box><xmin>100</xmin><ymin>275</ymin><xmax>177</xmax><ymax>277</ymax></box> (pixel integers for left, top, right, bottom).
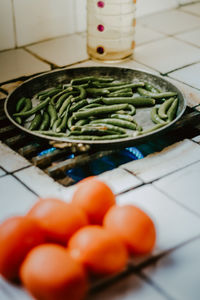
<box><xmin>20</xmin><ymin>244</ymin><xmax>88</xmax><ymax>300</ymax></box>
<box><xmin>71</xmin><ymin>178</ymin><xmax>116</xmax><ymax>225</ymax></box>
<box><xmin>27</xmin><ymin>198</ymin><xmax>88</xmax><ymax>245</ymax></box>
<box><xmin>68</xmin><ymin>225</ymin><xmax>128</xmax><ymax>276</ymax></box>
<box><xmin>103</xmin><ymin>205</ymin><xmax>156</xmax><ymax>255</ymax></box>
<box><xmin>0</xmin><ymin>216</ymin><xmax>45</xmax><ymax>281</ymax></box>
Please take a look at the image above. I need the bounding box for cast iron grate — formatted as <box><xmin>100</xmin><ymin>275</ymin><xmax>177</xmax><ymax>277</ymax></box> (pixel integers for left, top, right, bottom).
<box><xmin>1</xmin><ymin>98</ymin><xmax>200</xmax><ymax>186</ymax></box>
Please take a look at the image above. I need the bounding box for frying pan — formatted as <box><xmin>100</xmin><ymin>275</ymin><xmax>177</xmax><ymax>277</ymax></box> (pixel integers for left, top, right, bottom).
<box><xmin>4</xmin><ymin>66</ymin><xmax>186</xmax><ymax>149</ymax></box>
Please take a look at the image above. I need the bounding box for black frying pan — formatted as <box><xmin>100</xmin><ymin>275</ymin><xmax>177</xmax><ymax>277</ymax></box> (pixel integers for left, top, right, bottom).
<box><xmin>4</xmin><ymin>66</ymin><xmax>186</xmax><ymax>149</ymax></box>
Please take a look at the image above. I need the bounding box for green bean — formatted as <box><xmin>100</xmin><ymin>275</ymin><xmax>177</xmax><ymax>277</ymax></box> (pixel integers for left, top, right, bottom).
<box><xmin>87</xmin><ymin>97</ymin><xmax>103</xmax><ymax>104</ymax></box>
<box><xmin>108</xmin><ymin>88</ymin><xmax>133</xmax><ymax>98</ymax></box>
<box><xmin>68</xmin><ymin>134</ymin><xmax>129</xmax><ymax>140</ymax></box>
<box><xmin>91</xmin><ymin>118</ymin><xmax>137</xmax><ymax>130</ymax></box>
<box><xmin>144</xmin><ymin>82</ymin><xmax>161</xmax><ymax>93</ymax></box>
<box><xmin>13</xmin><ymin>97</ymin><xmax>50</xmax><ymax>118</ymax></box>
<box><xmin>107</xmin><ymin>82</ymin><xmax>144</xmax><ymax>92</ymax></box>
<box><xmin>71</xmin><ymin>125</ymin><xmax>126</xmax><ymax>135</ymax></box>
<box><xmin>91</xmin><ymin>81</ymin><xmax>130</xmax><ymax>88</ymax></box>
<box><xmin>158</xmin><ymin>97</ymin><xmax>175</xmax><ymax>120</ymax></box>
<box><xmin>58</xmin><ymin>95</ymin><xmax>73</xmax><ymax>117</ymax></box>
<box><xmin>167</xmin><ymin>98</ymin><xmax>179</xmax><ymax>122</ymax></box>
<box><xmin>88</xmin><ymin>123</ymin><xmax>127</xmax><ymax>134</ymax></box>
<box><xmin>15</xmin><ymin>98</ymin><xmax>32</xmax><ymax>124</ymax></box>
<box><xmin>69</xmin><ymin>99</ymin><xmax>88</xmax><ymax>113</ymax></box>
<box><xmin>73</xmin><ymin>104</ymin><xmax>129</xmax><ymax>120</ymax></box>
<box><xmin>39</xmin><ymin>112</ymin><xmax>50</xmax><ymax>130</ymax></box>
<box><xmin>71</xmin><ymin>86</ymin><xmax>87</xmax><ymax>102</ymax></box>
<box><xmin>116</xmin><ymin>105</ymin><xmax>136</xmax><ymax>116</ymax></box>
<box><xmin>56</xmin><ymin>105</ymin><xmax>71</xmax><ymax>133</ymax></box>
<box><xmin>110</xmin><ymin>113</ymin><xmax>136</xmax><ymax>123</ymax></box>
<box><xmin>79</xmin><ymin>103</ymin><xmax>101</xmax><ymax>110</ymax></box>
<box><xmin>52</xmin><ymin>118</ymin><xmax>62</xmax><ymax>132</ymax></box>
<box><xmin>139</xmin><ymin>123</ymin><xmax>167</xmax><ymax>135</ymax></box>
<box><xmin>75</xmin><ymin>119</ymin><xmax>89</xmax><ymax>126</ymax></box>
<box><xmin>137</xmin><ymin>87</ymin><xmax>177</xmax><ymax>99</ymax></box>
<box><xmin>71</xmin><ymin>76</ymin><xmax>114</xmax><ymax>85</ymax></box>
<box><xmin>102</xmin><ymin>97</ymin><xmax>155</xmax><ymax>107</ymax></box>
<box><xmin>151</xmin><ymin>107</ymin><xmax>166</xmax><ymax>125</ymax></box>
<box><xmin>50</xmin><ymin>88</ymin><xmax>71</xmax><ymax>105</ymax></box>
<box><xmin>29</xmin><ymin>113</ymin><xmax>42</xmax><ymax>131</ymax></box>
<box><xmin>47</xmin><ymin>103</ymin><xmax>58</xmax><ymax>128</ymax></box>
<box><xmin>86</xmin><ymin>88</ymin><xmax>110</xmax><ymax>97</ymax></box>
<box><xmin>55</xmin><ymin>92</ymin><xmax>72</xmax><ymax>111</ymax></box>
<box><xmin>67</xmin><ymin>115</ymin><xmax>74</xmax><ymax>129</ymax></box>
<box><xmin>16</xmin><ymin>97</ymin><xmax>26</xmax><ymax>112</ymax></box>
<box><xmin>39</xmin><ymin>88</ymin><xmax>61</xmax><ymax>101</ymax></box>
<box><xmin>35</xmin><ymin>131</ymin><xmax>69</xmax><ymax>138</ymax></box>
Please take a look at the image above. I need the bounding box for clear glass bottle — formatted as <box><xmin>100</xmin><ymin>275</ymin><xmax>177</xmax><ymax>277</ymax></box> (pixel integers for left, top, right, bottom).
<box><xmin>87</xmin><ymin>0</ymin><xmax>136</xmax><ymax>62</ymax></box>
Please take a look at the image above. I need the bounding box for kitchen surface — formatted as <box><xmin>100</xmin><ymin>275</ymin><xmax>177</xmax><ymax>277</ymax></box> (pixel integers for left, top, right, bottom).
<box><xmin>1</xmin><ymin>0</ymin><xmax>200</xmax><ymax>299</ymax></box>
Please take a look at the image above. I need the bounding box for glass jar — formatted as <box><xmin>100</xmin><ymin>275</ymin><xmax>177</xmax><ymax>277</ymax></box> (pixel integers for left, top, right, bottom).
<box><xmin>87</xmin><ymin>0</ymin><xmax>136</xmax><ymax>62</ymax></box>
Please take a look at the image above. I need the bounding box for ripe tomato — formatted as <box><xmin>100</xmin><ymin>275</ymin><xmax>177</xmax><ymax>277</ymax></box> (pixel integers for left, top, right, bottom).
<box><xmin>27</xmin><ymin>198</ymin><xmax>88</xmax><ymax>245</ymax></box>
<box><xmin>71</xmin><ymin>178</ymin><xmax>116</xmax><ymax>225</ymax></box>
<box><xmin>0</xmin><ymin>216</ymin><xmax>45</xmax><ymax>281</ymax></box>
<box><xmin>68</xmin><ymin>225</ymin><xmax>128</xmax><ymax>276</ymax></box>
<box><xmin>20</xmin><ymin>244</ymin><xmax>88</xmax><ymax>300</ymax></box>
<box><xmin>103</xmin><ymin>205</ymin><xmax>156</xmax><ymax>255</ymax></box>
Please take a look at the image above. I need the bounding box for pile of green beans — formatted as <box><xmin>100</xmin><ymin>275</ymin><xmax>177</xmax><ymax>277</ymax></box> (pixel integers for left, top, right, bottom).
<box><xmin>13</xmin><ymin>75</ymin><xmax>179</xmax><ymax>141</ymax></box>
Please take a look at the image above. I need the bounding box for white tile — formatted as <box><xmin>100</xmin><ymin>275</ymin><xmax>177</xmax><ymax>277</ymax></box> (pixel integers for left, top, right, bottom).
<box><xmin>169</xmin><ymin>63</ymin><xmax>200</xmax><ymax>90</ymax></box>
<box><xmin>134</xmin><ymin>37</ymin><xmax>200</xmax><ymax>74</ymax></box>
<box><xmin>0</xmin><ymin>0</ymin><xmax>15</xmax><ymax>51</ymax></box>
<box><xmin>26</xmin><ymin>34</ymin><xmax>88</xmax><ymax>67</ymax></box>
<box><xmin>0</xmin><ymin>142</ymin><xmax>30</xmax><ymax>172</ymax></box>
<box><xmin>136</xmin><ymin>0</ymin><xmax>177</xmax><ymax>17</ymax></box>
<box><xmin>98</xmin><ymin>168</ymin><xmax>142</xmax><ymax>194</ymax></box>
<box><xmin>0</xmin><ymin>175</ymin><xmax>37</xmax><ymax>222</ymax></box>
<box><xmin>192</xmin><ymin>135</ymin><xmax>200</xmax><ymax>143</ymax></box>
<box><xmin>154</xmin><ymin>161</ymin><xmax>200</xmax><ymax>216</ymax></box>
<box><xmin>75</xmin><ymin>0</ymin><xmax>87</xmax><ymax>32</ymax></box>
<box><xmin>14</xmin><ymin>0</ymin><xmax>75</xmax><ymax>47</ymax></box>
<box><xmin>0</xmin><ymin>278</ymin><xmax>31</xmax><ymax>300</ymax></box>
<box><xmin>180</xmin><ymin>2</ymin><xmax>200</xmax><ymax>16</ymax></box>
<box><xmin>117</xmin><ymin>184</ymin><xmax>200</xmax><ymax>255</ymax></box>
<box><xmin>143</xmin><ymin>237</ymin><xmax>200</xmax><ymax>300</ymax></box>
<box><xmin>88</xmin><ymin>273</ymin><xmax>167</xmax><ymax>300</ymax></box>
<box><xmin>14</xmin><ymin>166</ymin><xmax>73</xmax><ymax>201</ymax></box>
<box><xmin>135</xmin><ymin>25</ymin><xmax>165</xmax><ymax>46</ymax></box>
<box><xmin>176</xmin><ymin>28</ymin><xmax>200</xmax><ymax>48</ymax></box>
<box><xmin>120</xmin><ymin>140</ymin><xmax>200</xmax><ymax>183</ymax></box>
<box><xmin>0</xmin><ymin>49</ymin><xmax>50</xmax><ymax>83</ymax></box>
<box><xmin>165</xmin><ymin>76</ymin><xmax>200</xmax><ymax>107</ymax></box>
<box><xmin>138</xmin><ymin>9</ymin><xmax>200</xmax><ymax>35</ymax></box>
<box><xmin>0</xmin><ymin>168</ymin><xmax>6</xmax><ymax>177</ymax></box>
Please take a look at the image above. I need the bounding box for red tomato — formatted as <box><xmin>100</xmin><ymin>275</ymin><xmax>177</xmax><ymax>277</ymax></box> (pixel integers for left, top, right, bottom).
<box><xmin>71</xmin><ymin>178</ymin><xmax>116</xmax><ymax>225</ymax></box>
<box><xmin>0</xmin><ymin>216</ymin><xmax>45</xmax><ymax>281</ymax></box>
<box><xmin>103</xmin><ymin>205</ymin><xmax>156</xmax><ymax>255</ymax></box>
<box><xmin>27</xmin><ymin>198</ymin><xmax>88</xmax><ymax>245</ymax></box>
<box><xmin>20</xmin><ymin>244</ymin><xmax>88</xmax><ymax>300</ymax></box>
<box><xmin>68</xmin><ymin>225</ymin><xmax>128</xmax><ymax>276</ymax></box>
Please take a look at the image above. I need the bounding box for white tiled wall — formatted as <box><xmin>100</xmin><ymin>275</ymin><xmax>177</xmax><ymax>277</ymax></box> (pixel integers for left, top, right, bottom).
<box><xmin>0</xmin><ymin>0</ymin><xmax>15</xmax><ymax>51</ymax></box>
<box><xmin>13</xmin><ymin>0</ymin><xmax>75</xmax><ymax>47</ymax></box>
<box><xmin>0</xmin><ymin>0</ymin><xmax>197</xmax><ymax>50</ymax></box>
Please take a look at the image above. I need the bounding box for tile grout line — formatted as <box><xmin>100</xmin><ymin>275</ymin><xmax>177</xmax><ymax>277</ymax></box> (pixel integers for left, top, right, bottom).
<box><xmin>138</xmin><ymin>273</ymin><xmax>176</xmax><ymax>300</ymax></box>
<box><xmin>10</xmin><ymin>0</ymin><xmax>17</xmax><ymax>49</ymax></box>
<box><xmin>11</xmin><ymin>172</ymin><xmax>39</xmax><ymax>197</ymax></box>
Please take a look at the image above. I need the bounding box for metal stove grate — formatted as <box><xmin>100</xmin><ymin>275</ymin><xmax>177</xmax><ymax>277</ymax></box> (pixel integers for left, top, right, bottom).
<box><xmin>1</xmin><ymin>98</ymin><xmax>200</xmax><ymax>186</ymax></box>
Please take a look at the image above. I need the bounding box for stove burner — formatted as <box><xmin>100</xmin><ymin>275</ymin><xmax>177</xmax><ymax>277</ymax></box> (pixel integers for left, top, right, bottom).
<box><xmin>66</xmin><ymin>147</ymin><xmax>143</xmax><ymax>183</ymax></box>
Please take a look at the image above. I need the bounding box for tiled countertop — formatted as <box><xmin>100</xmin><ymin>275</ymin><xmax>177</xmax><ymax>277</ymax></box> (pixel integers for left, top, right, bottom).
<box><xmin>1</xmin><ymin>3</ymin><xmax>200</xmax><ymax>300</ymax></box>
